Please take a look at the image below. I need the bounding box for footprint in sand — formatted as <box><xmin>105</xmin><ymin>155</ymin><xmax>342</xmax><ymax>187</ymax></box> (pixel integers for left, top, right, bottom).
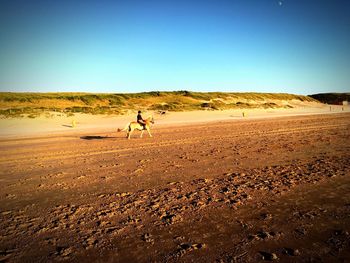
<box><xmin>259</xmin><ymin>251</ymin><xmax>278</xmax><ymax>261</ymax></box>
<box><xmin>133</xmin><ymin>168</ymin><xmax>144</xmax><ymax>174</ymax></box>
<box><xmin>84</xmin><ymin>236</ymin><xmax>98</xmax><ymax>249</ymax></box>
<box><xmin>0</xmin><ymin>249</ymin><xmax>17</xmax><ymax>262</ymax></box>
<box><xmin>5</xmin><ymin>194</ymin><xmax>17</xmax><ymax>199</ymax></box>
<box><xmin>248</xmin><ymin>231</ymin><xmax>278</xmax><ymax>241</ymax></box>
<box><xmin>173</xmin><ymin>243</ymin><xmax>206</xmax><ymax>257</ymax></box>
<box><xmin>141</xmin><ymin>233</ymin><xmax>154</xmax><ymax>244</ymax></box>
<box><xmin>55</xmin><ymin>246</ymin><xmax>74</xmax><ymax>259</ymax></box>
<box><xmin>282</xmin><ymin>247</ymin><xmax>300</xmax><ymax>256</ymax></box>
<box><xmin>1</xmin><ymin>211</ymin><xmax>12</xmax><ymax>216</ymax></box>
<box><xmin>43</xmin><ymin>237</ymin><xmax>58</xmax><ymax>245</ymax></box>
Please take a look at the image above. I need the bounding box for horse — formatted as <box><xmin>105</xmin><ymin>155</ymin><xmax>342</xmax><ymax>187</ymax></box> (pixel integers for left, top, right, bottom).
<box><xmin>119</xmin><ymin>116</ymin><xmax>154</xmax><ymax>139</ymax></box>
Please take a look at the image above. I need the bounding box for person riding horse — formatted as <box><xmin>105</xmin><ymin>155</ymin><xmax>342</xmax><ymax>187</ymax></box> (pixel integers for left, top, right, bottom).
<box><xmin>137</xmin><ymin>110</ymin><xmax>146</xmax><ymax>129</ymax></box>
<box><xmin>120</xmin><ymin>112</ymin><xmax>154</xmax><ymax>139</ymax></box>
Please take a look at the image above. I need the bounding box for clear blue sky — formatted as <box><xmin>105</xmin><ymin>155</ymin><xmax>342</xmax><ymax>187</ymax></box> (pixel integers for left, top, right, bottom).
<box><xmin>0</xmin><ymin>0</ymin><xmax>349</xmax><ymax>95</ymax></box>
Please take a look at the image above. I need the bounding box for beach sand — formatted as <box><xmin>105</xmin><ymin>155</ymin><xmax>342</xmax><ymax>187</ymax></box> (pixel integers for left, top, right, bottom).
<box><xmin>0</xmin><ymin>102</ymin><xmax>347</xmax><ymax>138</ymax></box>
<box><xmin>0</xmin><ymin>105</ymin><xmax>349</xmax><ymax>262</ymax></box>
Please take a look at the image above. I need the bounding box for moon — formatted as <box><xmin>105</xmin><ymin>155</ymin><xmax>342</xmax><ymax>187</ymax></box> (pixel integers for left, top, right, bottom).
<box><xmin>278</xmin><ymin>1</ymin><xmax>283</xmax><ymax>6</ymax></box>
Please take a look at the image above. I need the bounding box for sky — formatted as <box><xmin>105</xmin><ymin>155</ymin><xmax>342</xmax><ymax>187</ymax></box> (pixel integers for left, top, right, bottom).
<box><xmin>0</xmin><ymin>0</ymin><xmax>349</xmax><ymax>95</ymax></box>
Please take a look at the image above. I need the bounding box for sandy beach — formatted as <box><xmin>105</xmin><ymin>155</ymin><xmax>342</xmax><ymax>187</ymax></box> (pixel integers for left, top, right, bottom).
<box><xmin>0</xmin><ymin>102</ymin><xmax>347</xmax><ymax>138</ymax></box>
<box><xmin>0</xmin><ymin>106</ymin><xmax>350</xmax><ymax>262</ymax></box>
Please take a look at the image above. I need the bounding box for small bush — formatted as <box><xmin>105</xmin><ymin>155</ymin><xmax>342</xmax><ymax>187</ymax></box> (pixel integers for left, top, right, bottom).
<box><xmin>262</xmin><ymin>102</ymin><xmax>278</xmax><ymax>109</ymax></box>
<box><xmin>27</xmin><ymin>113</ymin><xmax>39</xmax><ymax>118</ymax></box>
<box><xmin>108</xmin><ymin>96</ymin><xmax>124</xmax><ymax>106</ymax></box>
<box><xmin>235</xmin><ymin>102</ymin><xmax>251</xmax><ymax>108</ymax></box>
<box><xmin>200</xmin><ymin>102</ymin><xmax>217</xmax><ymax>109</ymax></box>
<box><xmin>149</xmin><ymin>102</ymin><xmax>182</xmax><ymax>111</ymax></box>
<box><xmin>80</xmin><ymin>95</ymin><xmax>98</xmax><ymax>105</ymax></box>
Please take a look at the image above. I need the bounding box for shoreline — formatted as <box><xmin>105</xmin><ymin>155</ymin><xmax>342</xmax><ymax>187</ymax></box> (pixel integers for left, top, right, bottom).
<box><xmin>0</xmin><ymin>104</ymin><xmax>348</xmax><ymax>139</ymax></box>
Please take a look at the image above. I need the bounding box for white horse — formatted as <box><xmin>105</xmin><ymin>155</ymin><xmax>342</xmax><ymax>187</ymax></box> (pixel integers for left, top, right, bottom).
<box><xmin>119</xmin><ymin>116</ymin><xmax>154</xmax><ymax>139</ymax></box>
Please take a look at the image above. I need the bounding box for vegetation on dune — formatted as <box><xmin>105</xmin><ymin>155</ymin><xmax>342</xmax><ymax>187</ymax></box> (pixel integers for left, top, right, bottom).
<box><xmin>309</xmin><ymin>93</ymin><xmax>350</xmax><ymax>105</ymax></box>
<box><xmin>0</xmin><ymin>91</ymin><xmax>318</xmax><ymax>118</ymax></box>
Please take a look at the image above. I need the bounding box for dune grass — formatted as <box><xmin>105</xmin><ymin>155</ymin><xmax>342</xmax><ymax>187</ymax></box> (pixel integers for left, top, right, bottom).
<box><xmin>309</xmin><ymin>93</ymin><xmax>350</xmax><ymax>105</ymax></box>
<box><xmin>0</xmin><ymin>91</ymin><xmax>318</xmax><ymax>118</ymax></box>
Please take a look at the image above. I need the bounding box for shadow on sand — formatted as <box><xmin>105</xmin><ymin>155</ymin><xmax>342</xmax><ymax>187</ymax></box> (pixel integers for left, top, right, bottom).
<box><xmin>80</xmin><ymin>135</ymin><xmax>117</xmax><ymax>140</ymax></box>
<box><xmin>62</xmin><ymin>124</ymin><xmax>74</xmax><ymax>128</ymax></box>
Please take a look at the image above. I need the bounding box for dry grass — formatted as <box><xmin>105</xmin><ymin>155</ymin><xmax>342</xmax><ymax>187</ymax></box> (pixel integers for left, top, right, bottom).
<box><xmin>309</xmin><ymin>93</ymin><xmax>350</xmax><ymax>105</ymax></box>
<box><xmin>0</xmin><ymin>91</ymin><xmax>319</xmax><ymax>118</ymax></box>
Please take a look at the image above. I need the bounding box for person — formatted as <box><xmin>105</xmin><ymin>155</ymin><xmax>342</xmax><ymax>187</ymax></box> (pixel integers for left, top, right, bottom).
<box><xmin>137</xmin><ymin>110</ymin><xmax>146</xmax><ymax>129</ymax></box>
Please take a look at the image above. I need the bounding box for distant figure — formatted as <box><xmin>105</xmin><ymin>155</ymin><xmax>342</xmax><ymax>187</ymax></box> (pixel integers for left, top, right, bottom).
<box><xmin>137</xmin><ymin>110</ymin><xmax>146</xmax><ymax>129</ymax></box>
